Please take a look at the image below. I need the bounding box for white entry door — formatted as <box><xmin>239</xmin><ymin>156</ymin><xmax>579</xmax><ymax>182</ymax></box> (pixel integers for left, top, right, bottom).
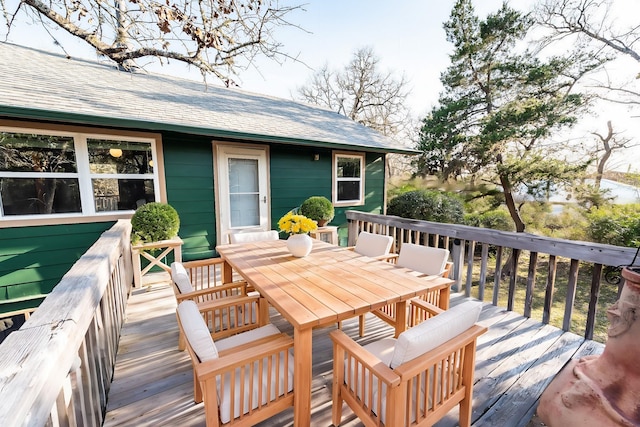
<box><xmin>215</xmin><ymin>144</ymin><xmax>270</xmax><ymax>244</ymax></box>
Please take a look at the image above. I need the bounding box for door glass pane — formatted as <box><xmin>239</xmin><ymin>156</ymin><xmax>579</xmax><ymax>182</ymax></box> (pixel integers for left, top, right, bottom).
<box><xmin>0</xmin><ymin>177</ymin><xmax>81</xmax><ymax>215</ymax></box>
<box><xmin>229</xmin><ymin>159</ymin><xmax>258</xmax><ymax>192</ymax></box>
<box><xmin>228</xmin><ymin>158</ymin><xmax>260</xmax><ymax>227</ymax></box>
<box><xmin>92</xmin><ymin>178</ymin><xmax>155</xmax><ymax>212</ymax></box>
<box><xmin>230</xmin><ymin>194</ymin><xmax>260</xmax><ymax>227</ymax></box>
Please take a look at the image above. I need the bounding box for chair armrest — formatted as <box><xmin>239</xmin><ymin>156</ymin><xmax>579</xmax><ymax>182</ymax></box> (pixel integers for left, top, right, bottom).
<box><xmin>409</xmin><ymin>299</ymin><xmax>444</xmax><ymax>316</ymax></box>
<box><xmin>175</xmin><ymin>280</ymin><xmax>247</xmax><ymax>303</ymax></box>
<box><xmin>195</xmin><ymin>294</ymin><xmax>260</xmax><ymax>312</ymax></box>
<box><xmin>329</xmin><ymin>329</ymin><xmax>400</xmax><ymax>388</ymax></box>
<box><xmin>181</xmin><ymin>257</ymin><xmax>224</xmax><ymax>268</ymax></box>
<box><xmin>380</xmin><ymin>253</ymin><xmax>398</xmax><ymax>263</ymax></box>
<box><xmin>195</xmin><ymin>333</ymin><xmax>294</xmax><ymax>382</ymax></box>
<box><xmin>408</xmin><ymin>298</ymin><xmax>445</xmax><ymax>327</ymax></box>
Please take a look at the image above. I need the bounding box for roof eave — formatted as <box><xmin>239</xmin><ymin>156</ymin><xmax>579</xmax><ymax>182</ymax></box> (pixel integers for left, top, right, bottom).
<box><xmin>0</xmin><ymin>105</ymin><xmax>419</xmax><ymax>155</ymax></box>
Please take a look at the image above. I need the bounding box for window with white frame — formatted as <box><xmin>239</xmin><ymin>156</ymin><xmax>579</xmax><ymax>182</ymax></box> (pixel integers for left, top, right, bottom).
<box><xmin>0</xmin><ymin>128</ymin><xmax>159</xmax><ymax>219</ymax></box>
<box><xmin>333</xmin><ymin>152</ymin><xmax>365</xmax><ymax>206</ymax></box>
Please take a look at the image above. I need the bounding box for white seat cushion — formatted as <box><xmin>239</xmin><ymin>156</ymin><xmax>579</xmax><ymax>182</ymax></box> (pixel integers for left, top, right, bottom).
<box><xmin>171</xmin><ymin>262</ymin><xmax>194</xmax><ymax>294</ymax></box>
<box><xmin>177</xmin><ymin>300</ymin><xmax>218</xmax><ymax>361</ymax></box>
<box><xmin>229</xmin><ymin>230</ymin><xmax>279</xmax><ymax>243</ymax></box>
<box><xmin>354</xmin><ymin>232</ymin><xmax>393</xmax><ymax>258</ymax></box>
<box><xmin>390</xmin><ymin>300</ymin><xmax>482</xmax><ymax>369</ymax></box>
<box><xmin>397</xmin><ymin>243</ymin><xmax>450</xmax><ymax>276</ymax></box>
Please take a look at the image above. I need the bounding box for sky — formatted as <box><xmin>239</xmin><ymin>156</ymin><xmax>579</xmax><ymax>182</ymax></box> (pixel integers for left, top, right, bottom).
<box><xmin>2</xmin><ymin>0</ymin><xmax>639</xmax><ymax>170</ymax></box>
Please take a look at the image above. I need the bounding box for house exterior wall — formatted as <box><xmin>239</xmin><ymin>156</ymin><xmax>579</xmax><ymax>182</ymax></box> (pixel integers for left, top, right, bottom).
<box><xmin>0</xmin><ymin>127</ymin><xmax>387</xmax><ymax>314</ymax></box>
<box><xmin>0</xmin><ymin>222</ymin><xmax>113</xmax><ymax>314</ymax></box>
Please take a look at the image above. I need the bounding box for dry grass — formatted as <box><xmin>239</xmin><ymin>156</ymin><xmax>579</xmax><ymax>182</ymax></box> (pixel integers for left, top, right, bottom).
<box><xmin>462</xmin><ymin>250</ymin><xmax>619</xmax><ymax>343</ymax></box>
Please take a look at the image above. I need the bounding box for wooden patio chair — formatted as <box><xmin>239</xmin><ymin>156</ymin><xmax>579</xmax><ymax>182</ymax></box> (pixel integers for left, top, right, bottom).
<box><xmin>331</xmin><ymin>300</ymin><xmax>487</xmax><ymax>427</ymax></box>
<box><xmin>361</xmin><ymin>243</ymin><xmax>453</xmax><ymax>335</ymax></box>
<box><xmin>348</xmin><ymin>231</ymin><xmax>394</xmax><ymax>260</ymax></box>
<box><xmin>171</xmin><ymin>260</ymin><xmax>251</xmax><ymax>350</ymax></box>
<box><xmin>349</xmin><ymin>231</ymin><xmax>395</xmax><ymax>332</ymax></box>
<box><xmin>177</xmin><ymin>299</ymin><xmax>294</xmax><ymax>427</ymax></box>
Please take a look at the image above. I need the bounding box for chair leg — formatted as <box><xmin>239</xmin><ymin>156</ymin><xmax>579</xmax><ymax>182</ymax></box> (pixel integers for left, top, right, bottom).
<box><xmin>178</xmin><ymin>330</ymin><xmax>186</xmax><ymax>351</ymax></box>
<box><xmin>193</xmin><ymin>371</ymin><xmax>203</xmax><ymax>403</ymax></box>
<box><xmin>358</xmin><ymin>314</ymin><xmax>365</xmax><ymax>337</ymax></box>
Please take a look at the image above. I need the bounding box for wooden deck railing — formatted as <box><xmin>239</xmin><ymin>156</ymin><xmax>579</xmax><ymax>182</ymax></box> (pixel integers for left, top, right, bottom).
<box><xmin>347</xmin><ymin>211</ymin><xmax>638</xmax><ymax>340</ymax></box>
<box><xmin>0</xmin><ymin>220</ymin><xmax>133</xmax><ymax>427</ymax></box>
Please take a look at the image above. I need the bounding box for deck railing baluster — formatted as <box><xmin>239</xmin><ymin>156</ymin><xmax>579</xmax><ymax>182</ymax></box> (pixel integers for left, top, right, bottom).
<box><xmin>478</xmin><ymin>243</ymin><xmax>489</xmax><ymax>301</ymax></box>
<box><xmin>542</xmin><ymin>255</ymin><xmax>558</xmax><ymax>325</ymax></box>
<box><xmin>493</xmin><ymin>246</ymin><xmax>503</xmax><ymax>306</ymax></box>
<box><xmin>563</xmin><ymin>259</ymin><xmax>580</xmax><ymax>331</ymax></box>
<box><xmin>585</xmin><ymin>264</ymin><xmax>603</xmax><ymax>340</ymax></box>
<box><xmin>507</xmin><ymin>248</ymin><xmax>521</xmax><ymax>311</ymax></box>
<box><xmin>524</xmin><ymin>251</ymin><xmax>538</xmax><ymax>318</ymax></box>
<box><xmin>465</xmin><ymin>241</ymin><xmax>476</xmax><ymax>297</ymax></box>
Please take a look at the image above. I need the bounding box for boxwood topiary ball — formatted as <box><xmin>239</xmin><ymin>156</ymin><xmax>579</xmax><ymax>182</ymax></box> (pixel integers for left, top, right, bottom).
<box><xmin>300</xmin><ymin>196</ymin><xmax>335</xmax><ymax>222</ymax></box>
<box><xmin>131</xmin><ymin>202</ymin><xmax>180</xmax><ymax>244</ymax></box>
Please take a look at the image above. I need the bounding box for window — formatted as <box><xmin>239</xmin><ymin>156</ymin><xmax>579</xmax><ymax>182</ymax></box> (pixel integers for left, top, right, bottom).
<box><xmin>333</xmin><ymin>152</ymin><xmax>365</xmax><ymax>206</ymax></box>
<box><xmin>0</xmin><ymin>127</ymin><xmax>159</xmax><ymax>219</ymax></box>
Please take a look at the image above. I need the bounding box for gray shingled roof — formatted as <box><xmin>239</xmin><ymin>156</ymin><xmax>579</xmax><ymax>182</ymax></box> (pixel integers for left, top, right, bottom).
<box><xmin>0</xmin><ymin>43</ymin><xmax>416</xmax><ymax>154</ymax></box>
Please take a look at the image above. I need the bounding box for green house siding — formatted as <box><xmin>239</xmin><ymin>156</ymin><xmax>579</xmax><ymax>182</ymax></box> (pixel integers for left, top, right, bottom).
<box><xmin>162</xmin><ymin>132</ymin><xmax>217</xmax><ymax>260</ymax></box>
<box><xmin>269</xmin><ymin>146</ymin><xmax>386</xmax><ymax>237</ymax></box>
<box><xmin>0</xmin><ymin>222</ymin><xmax>113</xmax><ymax>313</ymax></box>
<box><xmin>269</xmin><ymin>145</ymin><xmax>333</xmax><ymax>223</ymax></box>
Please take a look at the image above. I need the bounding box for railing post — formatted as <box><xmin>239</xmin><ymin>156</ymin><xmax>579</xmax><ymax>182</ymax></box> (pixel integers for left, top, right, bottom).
<box><xmin>451</xmin><ymin>239</ymin><xmax>464</xmax><ymax>293</ymax></box>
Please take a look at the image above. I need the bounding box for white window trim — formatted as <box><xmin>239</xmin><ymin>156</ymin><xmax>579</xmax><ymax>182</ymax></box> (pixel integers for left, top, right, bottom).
<box><xmin>0</xmin><ymin>123</ymin><xmax>162</xmax><ymax>224</ymax></box>
<box><xmin>332</xmin><ymin>151</ymin><xmax>365</xmax><ymax>207</ymax></box>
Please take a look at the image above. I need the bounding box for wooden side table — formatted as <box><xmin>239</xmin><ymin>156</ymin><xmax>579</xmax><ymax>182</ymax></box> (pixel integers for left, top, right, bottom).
<box><xmin>310</xmin><ymin>226</ymin><xmax>338</xmax><ymax>245</ymax></box>
<box><xmin>131</xmin><ymin>236</ymin><xmax>183</xmax><ymax>287</ymax></box>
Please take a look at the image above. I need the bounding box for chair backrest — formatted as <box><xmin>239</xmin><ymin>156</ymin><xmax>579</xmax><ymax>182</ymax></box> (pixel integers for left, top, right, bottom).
<box><xmin>397</xmin><ymin>243</ymin><xmax>450</xmax><ymax>276</ymax></box>
<box><xmin>229</xmin><ymin>230</ymin><xmax>279</xmax><ymax>244</ymax></box>
<box><xmin>390</xmin><ymin>300</ymin><xmax>482</xmax><ymax>368</ymax></box>
<box><xmin>171</xmin><ymin>262</ymin><xmax>194</xmax><ymax>294</ymax></box>
<box><xmin>353</xmin><ymin>231</ymin><xmax>393</xmax><ymax>258</ymax></box>
<box><xmin>177</xmin><ymin>300</ymin><xmax>219</xmax><ymax>361</ymax></box>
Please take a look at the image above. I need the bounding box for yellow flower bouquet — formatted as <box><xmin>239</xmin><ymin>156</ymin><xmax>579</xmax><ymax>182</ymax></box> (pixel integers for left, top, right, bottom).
<box><xmin>278</xmin><ymin>211</ymin><xmax>318</xmax><ymax>235</ymax></box>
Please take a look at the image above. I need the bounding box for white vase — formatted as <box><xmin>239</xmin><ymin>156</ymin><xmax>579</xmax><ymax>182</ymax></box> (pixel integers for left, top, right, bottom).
<box><xmin>286</xmin><ymin>234</ymin><xmax>313</xmax><ymax>257</ymax></box>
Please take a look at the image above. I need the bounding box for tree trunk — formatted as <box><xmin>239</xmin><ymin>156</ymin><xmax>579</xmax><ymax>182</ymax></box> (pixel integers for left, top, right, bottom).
<box><xmin>499</xmin><ymin>172</ymin><xmax>525</xmax><ymax>277</ymax></box>
<box><xmin>499</xmin><ymin>174</ymin><xmax>526</xmax><ymax>233</ymax></box>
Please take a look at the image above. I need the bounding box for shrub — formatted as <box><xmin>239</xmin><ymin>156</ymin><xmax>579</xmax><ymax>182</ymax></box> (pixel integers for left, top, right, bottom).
<box><xmin>131</xmin><ymin>202</ymin><xmax>180</xmax><ymax>244</ymax></box>
<box><xmin>387</xmin><ymin>190</ymin><xmax>463</xmax><ymax>223</ymax></box>
<box><xmin>586</xmin><ymin>204</ymin><xmax>640</xmax><ymax>247</ymax></box>
<box><xmin>464</xmin><ymin>209</ymin><xmax>514</xmax><ymax>231</ymax></box>
<box><xmin>299</xmin><ymin>196</ymin><xmax>334</xmax><ymax>223</ymax></box>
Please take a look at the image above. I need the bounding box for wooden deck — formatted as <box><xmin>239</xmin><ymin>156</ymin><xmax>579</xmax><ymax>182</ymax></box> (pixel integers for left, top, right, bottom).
<box><xmin>104</xmin><ymin>280</ymin><xmax>604</xmax><ymax>427</ymax></box>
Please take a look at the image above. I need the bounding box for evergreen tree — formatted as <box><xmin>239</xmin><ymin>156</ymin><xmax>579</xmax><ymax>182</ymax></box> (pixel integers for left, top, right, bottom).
<box><xmin>416</xmin><ymin>0</ymin><xmax>601</xmax><ymax>232</ymax></box>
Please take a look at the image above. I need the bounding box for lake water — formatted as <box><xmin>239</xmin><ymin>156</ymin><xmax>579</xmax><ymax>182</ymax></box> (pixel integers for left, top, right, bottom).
<box><xmin>547</xmin><ymin>179</ymin><xmax>639</xmax><ymax>213</ymax></box>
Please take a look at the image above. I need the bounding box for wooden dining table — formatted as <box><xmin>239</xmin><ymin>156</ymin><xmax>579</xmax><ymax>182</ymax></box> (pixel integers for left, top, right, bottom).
<box><xmin>216</xmin><ymin>238</ymin><xmax>454</xmax><ymax>426</ymax></box>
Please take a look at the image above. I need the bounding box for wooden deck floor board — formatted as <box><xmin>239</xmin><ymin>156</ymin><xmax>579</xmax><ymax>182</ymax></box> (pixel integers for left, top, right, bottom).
<box><xmin>105</xmin><ymin>282</ymin><xmax>604</xmax><ymax>427</ymax></box>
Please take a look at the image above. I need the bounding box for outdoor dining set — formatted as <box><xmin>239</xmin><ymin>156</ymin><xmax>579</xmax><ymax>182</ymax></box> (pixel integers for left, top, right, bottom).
<box><xmin>169</xmin><ymin>230</ymin><xmax>486</xmax><ymax>427</ymax></box>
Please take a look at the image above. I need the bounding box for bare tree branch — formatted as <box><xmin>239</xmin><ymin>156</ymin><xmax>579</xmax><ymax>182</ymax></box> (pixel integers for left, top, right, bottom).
<box><xmin>2</xmin><ymin>0</ymin><xmax>305</xmax><ymax>86</ymax></box>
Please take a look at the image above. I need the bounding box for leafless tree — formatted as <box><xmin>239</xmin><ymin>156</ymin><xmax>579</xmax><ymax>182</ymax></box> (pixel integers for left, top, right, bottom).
<box><xmin>297</xmin><ymin>47</ymin><xmax>412</xmax><ymax>139</ymax></box>
<box><xmin>591</xmin><ymin>120</ymin><xmax>638</xmax><ymax>189</ymax></box>
<box><xmin>0</xmin><ymin>0</ymin><xmax>304</xmax><ymax>86</ymax></box>
<box><xmin>297</xmin><ymin>47</ymin><xmax>415</xmax><ymax>181</ymax></box>
<box><xmin>535</xmin><ymin>0</ymin><xmax>640</xmax><ymax>62</ymax></box>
